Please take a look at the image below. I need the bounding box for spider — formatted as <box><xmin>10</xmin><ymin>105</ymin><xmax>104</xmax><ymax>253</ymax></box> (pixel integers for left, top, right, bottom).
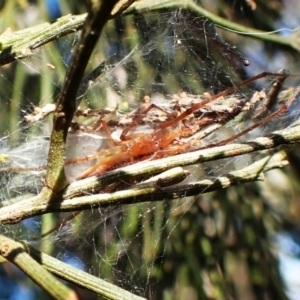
<box><xmin>65</xmin><ymin>71</ymin><xmax>298</xmax><ymax>180</ymax></box>
<box><xmin>39</xmin><ymin>71</ymin><xmax>299</xmax><ymax>239</ymax></box>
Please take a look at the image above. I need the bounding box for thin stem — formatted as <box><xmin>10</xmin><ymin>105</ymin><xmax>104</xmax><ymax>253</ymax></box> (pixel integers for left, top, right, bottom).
<box><xmin>2</xmin><ymin>0</ymin><xmax>300</xmax><ymax>68</ymax></box>
<box><xmin>0</xmin><ymin>14</ymin><xmax>86</xmax><ymax>66</ymax></box>
<box><xmin>0</xmin><ymin>238</ymin><xmax>145</xmax><ymax>300</ymax></box>
<box><xmin>0</xmin><ymin>1</ymin><xmax>136</xmax><ymax>66</ymax></box>
<box><xmin>44</xmin><ymin>0</ymin><xmax>119</xmax><ymax>193</ymax></box>
<box><xmin>0</xmin><ymin>234</ymin><xmax>77</xmax><ymax>300</ymax></box>
<box><xmin>0</xmin><ymin>123</ymin><xmax>298</xmax><ymax>224</ymax></box>
<box><xmin>128</xmin><ymin>0</ymin><xmax>300</xmax><ymax>53</ymax></box>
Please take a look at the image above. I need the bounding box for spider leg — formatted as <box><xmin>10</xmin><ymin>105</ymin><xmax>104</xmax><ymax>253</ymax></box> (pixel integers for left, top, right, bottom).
<box><xmin>101</xmin><ymin>119</ymin><xmax>119</xmax><ymax>146</ymax></box>
<box><xmin>120</xmin><ymin>103</ymin><xmax>170</xmax><ymax>141</ymax></box>
<box><xmin>209</xmin><ymin>84</ymin><xmax>300</xmax><ymax>148</ymax></box>
<box><xmin>264</xmin><ymin>70</ymin><xmax>287</xmax><ymax>111</ymax></box>
<box><xmin>65</xmin><ymin>147</ymin><xmax>114</xmax><ymax>165</ymax></box>
<box><xmin>155</xmin><ymin>71</ymin><xmax>292</xmax><ymax>132</ymax></box>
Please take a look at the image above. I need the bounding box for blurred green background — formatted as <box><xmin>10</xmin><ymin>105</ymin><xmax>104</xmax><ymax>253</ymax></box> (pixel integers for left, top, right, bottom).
<box><xmin>1</xmin><ymin>0</ymin><xmax>300</xmax><ymax>299</ymax></box>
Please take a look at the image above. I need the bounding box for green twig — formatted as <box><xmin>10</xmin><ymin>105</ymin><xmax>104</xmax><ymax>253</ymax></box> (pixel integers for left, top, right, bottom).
<box><xmin>0</xmin><ymin>234</ymin><xmax>77</xmax><ymax>300</ymax></box>
<box><xmin>1</xmin><ymin>0</ymin><xmax>299</xmax><ymax>68</ymax></box>
<box><xmin>21</xmin><ymin>151</ymin><xmax>288</xmax><ymax>213</ymax></box>
<box><xmin>0</xmin><ymin>14</ymin><xmax>86</xmax><ymax>66</ymax></box>
<box><xmin>0</xmin><ymin>1</ymin><xmax>136</xmax><ymax>66</ymax></box>
<box><xmin>44</xmin><ymin>0</ymin><xmax>119</xmax><ymax>193</ymax></box>
<box><xmin>25</xmin><ymin>242</ymin><xmax>146</xmax><ymax>300</ymax></box>
<box><xmin>0</xmin><ymin>123</ymin><xmax>296</xmax><ymax>224</ymax></box>
<box><xmin>128</xmin><ymin>0</ymin><xmax>300</xmax><ymax>53</ymax></box>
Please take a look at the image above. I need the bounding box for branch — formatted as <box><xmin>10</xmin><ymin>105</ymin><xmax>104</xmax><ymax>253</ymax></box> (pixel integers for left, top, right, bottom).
<box><xmin>0</xmin><ymin>123</ymin><xmax>298</xmax><ymax>224</ymax></box>
<box><xmin>0</xmin><ymin>237</ymin><xmax>145</xmax><ymax>300</ymax></box>
<box><xmin>128</xmin><ymin>0</ymin><xmax>300</xmax><ymax>53</ymax></box>
<box><xmin>0</xmin><ymin>234</ymin><xmax>78</xmax><ymax>300</ymax></box>
<box><xmin>27</xmin><ymin>242</ymin><xmax>145</xmax><ymax>300</ymax></box>
<box><xmin>1</xmin><ymin>0</ymin><xmax>299</xmax><ymax>67</ymax></box>
<box><xmin>25</xmin><ymin>151</ymin><xmax>288</xmax><ymax>213</ymax></box>
<box><xmin>0</xmin><ymin>0</ymin><xmax>136</xmax><ymax>66</ymax></box>
<box><xmin>44</xmin><ymin>1</ymin><xmax>120</xmax><ymax>193</ymax></box>
<box><xmin>0</xmin><ymin>14</ymin><xmax>86</xmax><ymax>66</ymax></box>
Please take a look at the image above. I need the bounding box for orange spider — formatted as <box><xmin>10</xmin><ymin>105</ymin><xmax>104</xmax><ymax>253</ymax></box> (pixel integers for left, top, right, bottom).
<box><xmin>66</xmin><ymin>71</ymin><xmax>297</xmax><ymax>180</ymax></box>
<box><xmin>38</xmin><ymin>71</ymin><xmax>299</xmax><ymax>239</ymax></box>
<box><xmin>66</xmin><ymin>103</ymin><xmax>201</xmax><ymax>180</ymax></box>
